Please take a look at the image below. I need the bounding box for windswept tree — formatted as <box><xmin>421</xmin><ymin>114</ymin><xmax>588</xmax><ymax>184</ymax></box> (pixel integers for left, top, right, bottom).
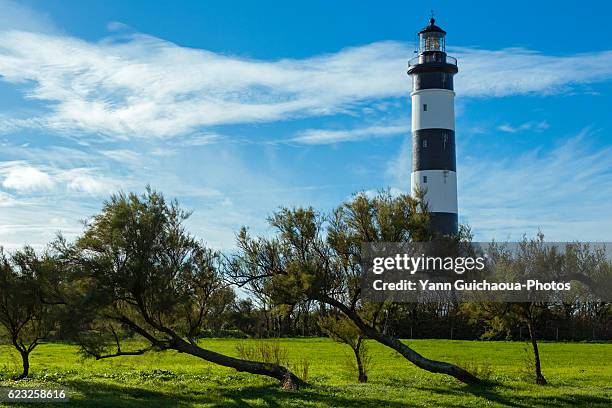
<box><xmin>0</xmin><ymin>247</ymin><xmax>63</xmax><ymax>379</ymax></box>
<box><xmin>319</xmin><ymin>314</ymin><xmax>370</xmax><ymax>382</ymax></box>
<box><xmin>228</xmin><ymin>191</ymin><xmax>481</xmax><ymax>384</ymax></box>
<box><xmin>467</xmin><ymin>300</ymin><xmax>550</xmax><ymax>384</ymax></box>
<box><xmin>58</xmin><ymin>188</ymin><xmax>303</xmax><ymax>389</ymax></box>
<box><xmin>467</xmin><ymin>235</ymin><xmax>611</xmax><ymax>385</ymax></box>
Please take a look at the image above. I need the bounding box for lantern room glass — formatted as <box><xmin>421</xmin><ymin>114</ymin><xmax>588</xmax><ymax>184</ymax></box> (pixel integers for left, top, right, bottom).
<box><xmin>419</xmin><ymin>32</ymin><xmax>445</xmax><ymax>52</ymax></box>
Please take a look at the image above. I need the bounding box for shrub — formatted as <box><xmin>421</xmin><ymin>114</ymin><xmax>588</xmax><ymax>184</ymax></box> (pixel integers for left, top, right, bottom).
<box><xmin>235</xmin><ymin>341</ymin><xmax>289</xmax><ymax>367</ymax></box>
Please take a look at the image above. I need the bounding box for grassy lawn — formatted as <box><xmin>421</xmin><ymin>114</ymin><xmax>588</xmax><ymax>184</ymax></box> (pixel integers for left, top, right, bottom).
<box><xmin>0</xmin><ymin>338</ymin><xmax>610</xmax><ymax>407</ymax></box>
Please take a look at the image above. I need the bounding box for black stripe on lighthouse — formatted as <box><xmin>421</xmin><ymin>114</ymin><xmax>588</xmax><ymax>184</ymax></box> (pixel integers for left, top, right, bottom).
<box><xmin>430</xmin><ymin>213</ymin><xmax>458</xmax><ymax>236</ymax></box>
<box><xmin>412</xmin><ymin>126</ymin><xmax>457</xmax><ymax>235</ymax></box>
<box><xmin>412</xmin><ymin>129</ymin><xmax>456</xmax><ymax>172</ymax></box>
<box><xmin>412</xmin><ymin>72</ymin><xmax>454</xmax><ymax>91</ymax></box>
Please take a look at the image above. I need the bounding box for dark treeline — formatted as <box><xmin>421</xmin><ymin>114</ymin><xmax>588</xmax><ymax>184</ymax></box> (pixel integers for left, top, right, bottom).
<box><xmin>36</xmin><ymin>294</ymin><xmax>610</xmax><ymax>342</ymax></box>
<box><xmin>205</xmin><ymin>298</ymin><xmax>610</xmax><ymax>341</ymax></box>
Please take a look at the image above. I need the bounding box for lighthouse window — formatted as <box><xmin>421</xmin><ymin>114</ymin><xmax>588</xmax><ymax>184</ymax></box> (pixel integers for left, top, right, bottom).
<box><xmin>421</xmin><ymin>33</ymin><xmax>444</xmax><ymax>52</ymax></box>
<box><xmin>423</xmin><ymin>139</ymin><xmax>428</xmax><ymax>148</ymax></box>
<box><xmin>423</xmin><ymin>176</ymin><xmax>428</xmax><ymax>183</ymax></box>
<box><xmin>423</xmin><ymin>104</ymin><xmax>428</xmax><ymax>111</ymax></box>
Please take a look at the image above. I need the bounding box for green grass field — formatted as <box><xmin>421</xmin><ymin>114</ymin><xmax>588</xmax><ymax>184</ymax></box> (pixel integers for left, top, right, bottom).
<box><xmin>0</xmin><ymin>338</ymin><xmax>610</xmax><ymax>407</ymax></box>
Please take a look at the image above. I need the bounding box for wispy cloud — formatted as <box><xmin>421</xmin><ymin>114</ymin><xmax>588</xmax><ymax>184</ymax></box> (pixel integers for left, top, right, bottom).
<box><xmin>0</xmin><ymin>34</ymin><xmax>407</xmax><ymax>139</ymax></box>
<box><xmin>497</xmin><ymin>120</ymin><xmax>549</xmax><ymax>133</ymax></box>
<box><xmin>174</xmin><ymin>133</ymin><xmax>221</xmax><ymax>147</ymax></box>
<box><xmin>0</xmin><ymin>137</ymin><xmax>352</xmax><ymax>250</ymax></box>
<box><xmin>0</xmin><ymin>28</ymin><xmax>611</xmax><ymax>139</ymax></box>
<box><xmin>385</xmin><ymin>135</ymin><xmax>412</xmax><ymax>188</ymax></box>
<box><xmin>0</xmin><ymin>2</ymin><xmax>611</xmax><ymax>251</ymax></box>
<box><xmin>381</xmin><ymin>128</ymin><xmax>612</xmax><ymax>240</ymax></box>
<box><xmin>460</xmin><ymin>129</ymin><xmax>612</xmax><ymax>240</ymax></box>
<box><xmin>453</xmin><ymin>47</ymin><xmax>612</xmax><ymax>97</ymax></box>
<box><xmin>99</xmin><ymin>149</ymin><xmax>142</xmax><ymax>163</ymax></box>
<box><xmin>291</xmin><ymin>123</ymin><xmax>409</xmax><ymax>144</ymax></box>
<box><xmin>0</xmin><ymin>0</ymin><xmax>58</xmax><ymax>34</ymax></box>
<box><xmin>0</xmin><ymin>190</ymin><xmax>16</xmax><ymax>207</ymax></box>
<box><xmin>0</xmin><ymin>197</ymin><xmax>92</xmax><ymax>250</ymax></box>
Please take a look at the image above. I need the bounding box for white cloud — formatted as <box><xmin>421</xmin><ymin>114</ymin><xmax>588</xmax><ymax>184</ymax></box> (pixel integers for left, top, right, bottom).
<box><xmin>61</xmin><ymin>169</ymin><xmax>116</xmax><ymax>195</ymax></box>
<box><xmin>497</xmin><ymin>120</ymin><xmax>549</xmax><ymax>133</ymax></box>
<box><xmin>0</xmin><ymin>29</ymin><xmax>610</xmax><ymax>139</ymax></box>
<box><xmin>0</xmin><ymin>161</ymin><xmax>120</xmax><ymax>195</ymax></box>
<box><xmin>1</xmin><ymin>163</ymin><xmax>54</xmax><ymax>191</ymax></box>
<box><xmin>453</xmin><ymin>47</ymin><xmax>612</xmax><ymax>97</ymax></box>
<box><xmin>291</xmin><ymin>123</ymin><xmax>409</xmax><ymax>144</ymax></box>
<box><xmin>0</xmin><ymin>159</ymin><xmax>128</xmax><ymax>248</ymax></box>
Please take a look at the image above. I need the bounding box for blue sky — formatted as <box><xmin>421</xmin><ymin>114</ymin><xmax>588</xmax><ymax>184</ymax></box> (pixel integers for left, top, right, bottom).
<box><xmin>0</xmin><ymin>0</ymin><xmax>611</xmax><ymax>249</ymax></box>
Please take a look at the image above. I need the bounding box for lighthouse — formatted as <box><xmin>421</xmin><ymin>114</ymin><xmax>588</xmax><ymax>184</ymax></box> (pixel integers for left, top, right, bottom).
<box><xmin>408</xmin><ymin>17</ymin><xmax>458</xmax><ymax>236</ymax></box>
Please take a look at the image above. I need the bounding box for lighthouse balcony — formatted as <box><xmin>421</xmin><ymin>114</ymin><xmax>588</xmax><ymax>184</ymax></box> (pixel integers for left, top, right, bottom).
<box><xmin>407</xmin><ymin>53</ymin><xmax>458</xmax><ymax>76</ymax></box>
<box><xmin>408</xmin><ymin>54</ymin><xmax>457</xmax><ymax>67</ymax></box>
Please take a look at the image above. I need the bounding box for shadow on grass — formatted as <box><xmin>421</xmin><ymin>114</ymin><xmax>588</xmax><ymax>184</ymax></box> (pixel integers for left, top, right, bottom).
<box><xmin>416</xmin><ymin>382</ymin><xmax>611</xmax><ymax>408</ymax></box>
<box><xmin>58</xmin><ymin>380</ymin><xmax>410</xmax><ymax>408</ymax></box>
<box><xmin>14</xmin><ymin>377</ymin><xmax>611</xmax><ymax>408</ymax></box>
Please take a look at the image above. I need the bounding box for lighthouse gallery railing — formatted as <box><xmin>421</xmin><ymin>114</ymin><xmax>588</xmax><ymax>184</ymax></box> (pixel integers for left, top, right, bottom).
<box><xmin>408</xmin><ymin>55</ymin><xmax>457</xmax><ymax>67</ymax></box>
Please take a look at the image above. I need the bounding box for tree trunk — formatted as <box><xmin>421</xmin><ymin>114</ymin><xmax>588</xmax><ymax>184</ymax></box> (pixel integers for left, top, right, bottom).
<box><xmin>354</xmin><ymin>338</ymin><xmax>367</xmax><ymax>383</ymax></box>
<box><xmin>172</xmin><ymin>338</ymin><xmax>305</xmax><ymax>389</ymax></box>
<box><xmin>319</xmin><ymin>295</ymin><xmax>481</xmax><ymax>385</ymax></box>
<box><xmin>527</xmin><ymin>323</ymin><xmax>547</xmax><ymax>385</ymax></box>
<box><xmin>15</xmin><ymin>351</ymin><xmax>30</xmax><ymax>380</ymax></box>
<box><xmin>263</xmin><ymin>303</ymin><xmax>270</xmax><ymax>334</ymax></box>
<box><xmin>303</xmin><ymin>301</ymin><xmax>310</xmax><ymax>336</ymax></box>
<box><xmin>281</xmin><ymin>306</ymin><xmax>294</xmax><ymax>337</ymax></box>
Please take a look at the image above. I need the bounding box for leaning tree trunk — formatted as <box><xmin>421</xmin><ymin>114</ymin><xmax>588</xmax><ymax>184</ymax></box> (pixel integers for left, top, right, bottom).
<box><xmin>320</xmin><ymin>295</ymin><xmax>481</xmax><ymax>385</ymax></box>
<box><xmin>172</xmin><ymin>337</ymin><xmax>305</xmax><ymax>389</ymax></box>
<box><xmin>15</xmin><ymin>350</ymin><xmax>30</xmax><ymax>380</ymax></box>
<box><xmin>527</xmin><ymin>322</ymin><xmax>547</xmax><ymax>385</ymax></box>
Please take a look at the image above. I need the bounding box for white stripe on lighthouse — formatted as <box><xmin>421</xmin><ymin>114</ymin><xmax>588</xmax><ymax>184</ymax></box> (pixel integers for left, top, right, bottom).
<box><xmin>411</xmin><ymin>89</ymin><xmax>455</xmax><ymax>131</ymax></box>
<box><xmin>411</xmin><ymin>169</ymin><xmax>458</xmax><ymax>214</ymax></box>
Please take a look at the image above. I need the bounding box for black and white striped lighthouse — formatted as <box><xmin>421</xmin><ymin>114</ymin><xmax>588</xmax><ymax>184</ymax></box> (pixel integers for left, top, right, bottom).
<box><xmin>408</xmin><ymin>17</ymin><xmax>458</xmax><ymax>236</ymax></box>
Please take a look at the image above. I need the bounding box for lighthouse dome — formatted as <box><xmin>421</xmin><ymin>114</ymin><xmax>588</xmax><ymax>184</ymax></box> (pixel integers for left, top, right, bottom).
<box><xmin>419</xmin><ymin>17</ymin><xmax>446</xmax><ymax>35</ymax></box>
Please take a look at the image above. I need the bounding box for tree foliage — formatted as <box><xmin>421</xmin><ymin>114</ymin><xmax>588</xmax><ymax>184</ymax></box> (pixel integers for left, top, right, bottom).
<box><xmin>228</xmin><ymin>190</ymin><xmax>481</xmax><ymax>384</ymax></box>
<box><xmin>466</xmin><ymin>234</ymin><xmax>612</xmax><ymax>385</ymax></box>
<box><xmin>58</xmin><ymin>188</ymin><xmax>303</xmax><ymax>388</ymax></box>
<box><xmin>318</xmin><ymin>314</ymin><xmax>370</xmax><ymax>382</ymax></box>
<box><xmin>0</xmin><ymin>246</ymin><xmax>63</xmax><ymax>379</ymax></box>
